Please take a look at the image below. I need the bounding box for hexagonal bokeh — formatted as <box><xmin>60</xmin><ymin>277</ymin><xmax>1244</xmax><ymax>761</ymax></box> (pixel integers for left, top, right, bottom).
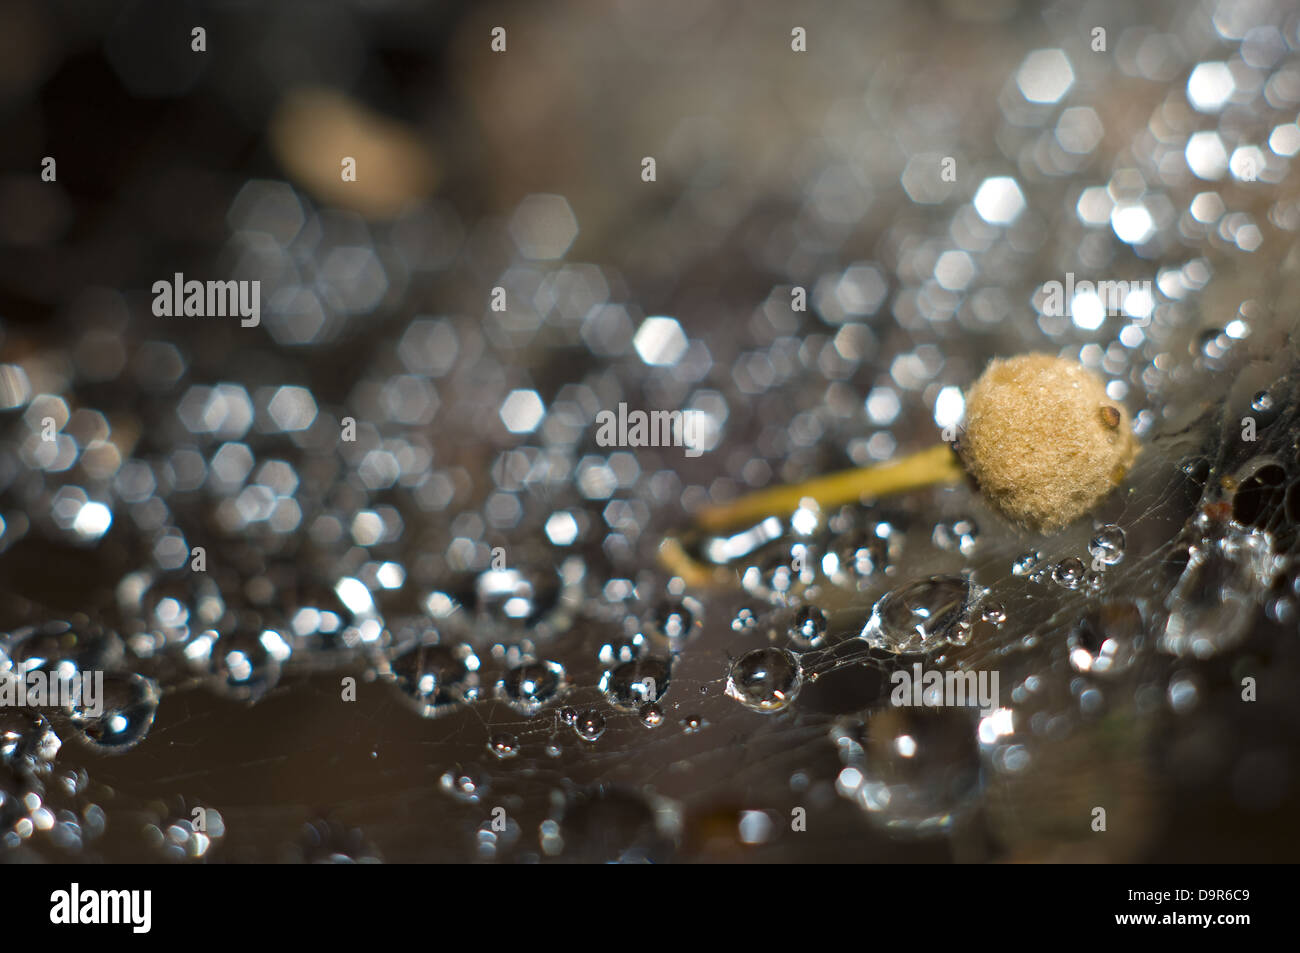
<box><xmin>508</xmin><ymin>194</ymin><xmax>579</xmax><ymax>261</ymax></box>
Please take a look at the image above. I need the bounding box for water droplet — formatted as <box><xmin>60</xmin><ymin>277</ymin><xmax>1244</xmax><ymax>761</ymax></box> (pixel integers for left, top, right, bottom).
<box><xmin>639</xmin><ymin>703</ymin><xmax>664</xmax><ymax>727</ymax></box>
<box><xmin>298</xmin><ymin>819</ymin><xmax>382</xmax><ymax>863</ymax></box>
<box><xmin>558</xmin><ymin>706</ymin><xmax>578</xmax><ymax>726</ymax></box>
<box><xmin>488</xmin><ymin>733</ymin><xmax>520</xmax><ymax>759</ymax></box>
<box><xmin>496</xmin><ymin>660</ymin><xmax>567</xmax><ymax>715</ymax></box>
<box><xmin>559</xmin><ymin>787</ymin><xmax>674</xmax><ymax>863</ymax></box>
<box><xmin>474</xmin><ymin>567</ymin><xmax>558</xmax><ymax>628</ymax></box>
<box><xmin>822</xmin><ymin>522</ymin><xmax>899</xmax><ymax>585</ymax></box>
<box><xmin>1068</xmin><ymin>601</ymin><xmax>1142</xmax><ymax>676</ymax></box>
<box><xmin>726</xmin><ymin>647</ymin><xmax>803</xmax><ymax>712</ymax></box>
<box><xmin>0</xmin><ymin>710</ymin><xmax>61</xmax><ymax>769</ymax></box>
<box><xmin>185</xmin><ymin>623</ymin><xmax>292</xmax><ymax>703</ymax></box>
<box><xmin>4</xmin><ymin>620</ymin><xmax>124</xmax><ymax>679</ymax></box>
<box><xmin>860</xmin><ymin>575</ymin><xmax>984</xmax><ymax>654</ymax></box>
<box><xmin>382</xmin><ymin>640</ymin><xmax>479</xmax><ymax>717</ymax></box>
<box><xmin>439</xmin><ymin>765</ymin><xmax>488</xmax><ymax>803</ymax></box>
<box><xmin>831</xmin><ymin>707</ymin><xmax>980</xmax><ymax>834</ymax></box>
<box><xmin>1088</xmin><ymin>525</ymin><xmax>1126</xmax><ymax>566</ymax></box>
<box><xmin>574</xmin><ymin>710</ymin><xmax>606</xmax><ymax>742</ymax></box>
<box><xmin>788</xmin><ymin>605</ymin><xmax>829</xmax><ymax>649</ymax></box>
<box><xmin>1251</xmin><ymin>390</ymin><xmax>1274</xmax><ymax>413</ymax></box>
<box><xmin>1011</xmin><ymin>551</ymin><xmax>1041</xmax><ymax>576</ymax></box>
<box><xmin>652</xmin><ymin>600</ymin><xmax>695</xmax><ymax>640</ymax></box>
<box><xmin>1159</xmin><ymin>523</ymin><xmax>1279</xmax><ymax>658</ymax></box>
<box><xmin>600</xmin><ymin>657</ymin><xmax>670</xmax><ymax>710</ymax></box>
<box><xmin>731</xmin><ymin>607</ymin><xmax>758</xmax><ymax>632</ymax></box>
<box><xmin>597</xmin><ymin>634</ymin><xmax>645</xmax><ymax>665</ymax></box>
<box><xmin>931</xmin><ymin>517</ymin><xmax>979</xmax><ymax>555</ymax></box>
<box><xmin>981</xmin><ymin>602</ymin><xmax>1006</xmax><ymax>625</ymax></box>
<box><xmin>1052</xmin><ymin>557</ymin><xmax>1085</xmax><ymax>589</ymax></box>
<box><xmin>681</xmin><ymin>714</ymin><xmax>705</xmax><ymax>733</ymax></box>
<box><xmin>70</xmin><ymin>673</ymin><xmax>160</xmax><ymax>752</ymax></box>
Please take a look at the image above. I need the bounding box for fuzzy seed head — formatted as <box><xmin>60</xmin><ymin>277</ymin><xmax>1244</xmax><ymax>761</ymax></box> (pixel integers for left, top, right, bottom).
<box><xmin>959</xmin><ymin>353</ymin><xmax>1140</xmax><ymax>533</ymax></box>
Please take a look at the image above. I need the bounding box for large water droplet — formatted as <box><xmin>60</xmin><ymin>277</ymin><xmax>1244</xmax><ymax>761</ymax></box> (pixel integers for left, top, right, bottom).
<box><xmin>558</xmin><ymin>787</ymin><xmax>675</xmax><ymax>863</ymax></box>
<box><xmin>1068</xmin><ymin>601</ymin><xmax>1142</xmax><ymax>676</ymax></box>
<box><xmin>652</xmin><ymin>600</ymin><xmax>695</xmax><ymax>640</ymax></box>
<box><xmin>831</xmin><ymin>707</ymin><xmax>981</xmax><ymax>834</ymax></box>
<box><xmin>69</xmin><ymin>673</ymin><xmax>160</xmax><ymax>752</ymax></box>
<box><xmin>859</xmin><ymin>575</ymin><xmax>983</xmax><ymax>654</ymax></box>
<box><xmin>1088</xmin><ymin>525</ymin><xmax>1126</xmax><ymax>567</ymax></box>
<box><xmin>474</xmin><ymin>567</ymin><xmax>558</xmax><ymax>628</ymax></box>
<box><xmin>4</xmin><ymin>620</ymin><xmax>124</xmax><ymax>680</ymax></box>
<box><xmin>1158</xmin><ymin>523</ymin><xmax>1279</xmax><ymax>658</ymax></box>
<box><xmin>383</xmin><ymin>640</ymin><xmax>479</xmax><ymax>717</ymax></box>
<box><xmin>185</xmin><ymin>622</ymin><xmax>292</xmax><ymax>703</ymax></box>
<box><xmin>0</xmin><ymin>710</ymin><xmax>61</xmax><ymax>769</ymax></box>
<box><xmin>821</xmin><ymin>521</ymin><xmax>900</xmax><ymax>586</ymax></box>
<box><xmin>497</xmin><ymin>660</ymin><xmax>567</xmax><ymax>715</ymax></box>
<box><xmin>1052</xmin><ymin>557</ymin><xmax>1085</xmax><ymax>589</ymax></box>
<box><xmin>600</xmin><ymin>657</ymin><xmax>670</xmax><ymax>710</ymax></box>
<box><xmin>726</xmin><ymin>647</ymin><xmax>802</xmax><ymax>712</ymax></box>
<box><xmin>1011</xmin><ymin>551</ymin><xmax>1041</xmax><ymax>576</ymax></box>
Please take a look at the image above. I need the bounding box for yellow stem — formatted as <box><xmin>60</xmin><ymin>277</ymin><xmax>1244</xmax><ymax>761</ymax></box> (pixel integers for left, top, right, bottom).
<box><xmin>658</xmin><ymin>442</ymin><xmax>965</xmax><ymax>583</ymax></box>
<box><xmin>696</xmin><ymin>442</ymin><xmax>963</xmax><ymax>531</ymax></box>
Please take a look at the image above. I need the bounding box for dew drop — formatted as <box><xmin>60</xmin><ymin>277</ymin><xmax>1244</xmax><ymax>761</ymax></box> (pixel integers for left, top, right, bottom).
<box><xmin>831</xmin><ymin>707</ymin><xmax>980</xmax><ymax>834</ymax></box>
<box><xmin>726</xmin><ymin>647</ymin><xmax>803</xmax><ymax>712</ymax></box>
<box><xmin>1159</xmin><ymin>523</ymin><xmax>1279</xmax><ymax>658</ymax></box>
<box><xmin>474</xmin><ymin>567</ymin><xmax>557</xmax><ymax>628</ymax></box>
<box><xmin>185</xmin><ymin>623</ymin><xmax>292</xmax><ymax>704</ymax></box>
<box><xmin>1011</xmin><ymin>551</ymin><xmax>1041</xmax><ymax>576</ymax></box>
<box><xmin>822</xmin><ymin>522</ymin><xmax>899</xmax><ymax>585</ymax></box>
<box><xmin>931</xmin><ymin>517</ymin><xmax>979</xmax><ymax>556</ymax></box>
<box><xmin>0</xmin><ymin>710</ymin><xmax>61</xmax><ymax>769</ymax></box>
<box><xmin>574</xmin><ymin>710</ymin><xmax>606</xmax><ymax>742</ymax></box>
<box><xmin>859</xmin><ymin>574</ymin><xmax>983</xmax><ymax>654</ymax></box>
<box><xmin>681</xmin><ymin>714</ymin><xmax>705</xmax><ymax>733</ymax></box>
<box><xmin>1088</xmin><ymin>525</ymin><xmax>1126</xmax><ymax>566</ymax></box>
<box><xmin>639</xmin><ymin>703</ymin><xmax>664</xmax><ymax>727</ymax></box>
<box><xmin>439</xmin><ymin>765</ymin><xmax>488</xmax><ymax>803</ymax></box>
<box><xmin>488</xmin><ymin>733</ymin><xmax>520</xmax><ymax>759</ymax></box>
<box><xmin>653</xmin><ymin>600</ymin><xmax>695</xmax><ymax>641</ymax></box>
<box><xmin>1052</xmin><ymin>557</ymin><xmax>1085</xmax><ymax>589</ymax></box>
<box><xmin>70</xmin><ymin>673</ymin><xmax>160</xmax><ymax>752</ymax></box>
<box><xmin>788</xmin><ymin>605</ymin><xmax>829</xmax><ymax>649</ymax></box>
<box><xmin>600</xmin><ymin>657</ymin><xmax>670</xmax><ymax>710</ymax></box>
<box><xmin>382</xmin><ymin>641</ymin><xmax>479</xmax><ymax>717</ymax></box>
<box><xmin>496</xmin><ymin>660</ymin><xmax>567</xmax><ymax>715</ymax></box>
<box><xmin>1068</xmin><ymin>601</ymin><xmax>1142</xmax><ymax>676</ymax></box>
